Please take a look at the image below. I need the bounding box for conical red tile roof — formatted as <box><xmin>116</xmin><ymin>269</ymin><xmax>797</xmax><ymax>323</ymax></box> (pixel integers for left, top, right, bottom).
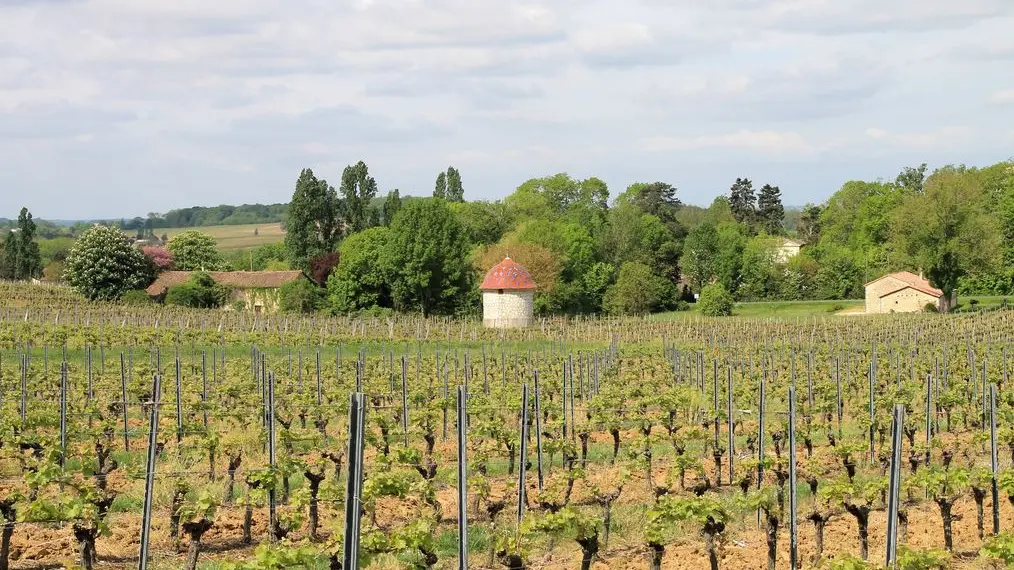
<box><xmin>480</xmin><ymin>257</ymin><xmax>537</xmax><ymax>291</ymax></box>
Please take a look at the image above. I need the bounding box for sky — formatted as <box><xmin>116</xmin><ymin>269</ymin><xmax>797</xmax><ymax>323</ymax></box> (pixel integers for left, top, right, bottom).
<box><xmin>1</xmin><ymin>0</ymin><xmax>1013</xmax><ymax>220</ymax></box>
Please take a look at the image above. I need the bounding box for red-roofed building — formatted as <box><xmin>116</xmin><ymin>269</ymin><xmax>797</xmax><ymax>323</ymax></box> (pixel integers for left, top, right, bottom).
<box><xmin>864</xmin><ymin>271</ymin><xmax>953</xmax><ymax>313</ymax></box>
<box><xmin>480</xmin><ymin>257</ymin><xmax>536</xmax><ymax>328</ymax></box>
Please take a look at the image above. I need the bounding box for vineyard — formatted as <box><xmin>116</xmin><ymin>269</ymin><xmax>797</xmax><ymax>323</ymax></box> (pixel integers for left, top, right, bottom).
<box><xmin>3</xmin><ymin>282</ymin><xmax>1014</xmax><ymax>569</ymax></box>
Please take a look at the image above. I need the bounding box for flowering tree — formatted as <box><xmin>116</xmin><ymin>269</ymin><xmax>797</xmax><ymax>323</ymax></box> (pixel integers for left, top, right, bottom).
<box><xmin>142</xmin><ymin>245</ymin><xmax>174</xmax><ymax>271</ymax></box>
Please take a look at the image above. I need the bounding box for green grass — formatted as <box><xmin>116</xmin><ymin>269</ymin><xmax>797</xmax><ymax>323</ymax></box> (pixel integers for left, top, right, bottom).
<box><xmin>155</xmin><ymin>223</ymin><xmax>285</xmax><ymax>252</ymax></box>
<box><xmin>654</xmin><ymin>299</ymin><xmax>864</xmax><ymax>320</ymax></box>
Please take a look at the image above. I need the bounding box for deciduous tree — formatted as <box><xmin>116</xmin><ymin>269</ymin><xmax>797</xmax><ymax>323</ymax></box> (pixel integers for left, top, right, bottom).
<box><xmin>339</xmin><ymin>161</ymin><xmax>378</xmax><ymax>234</ymax></box>
<box><xmin>284</xmin><ymin>168</ymin><xmax>339</xmax><ymax>271</ymax></box>
<box><xmin>64</xmin><ymin>224</ymin><xmax>154</xmax><ymax>300</ymax></box>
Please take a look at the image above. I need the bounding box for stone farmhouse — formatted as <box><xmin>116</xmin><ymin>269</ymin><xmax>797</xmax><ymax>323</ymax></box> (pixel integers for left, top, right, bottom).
<box><xmin>774</xmin><ymin>238</ymin><xmax>804</xmax><ymax>263</ymax></box>
<box><xmin>864</xmin><ymin>271</ymin><xmax>953</xmax><ymax>314</ymax></box>
<box><xmin>146</xmin><ymin>270</ymin><xmax>305</xmax><ymax>313</ymax></box>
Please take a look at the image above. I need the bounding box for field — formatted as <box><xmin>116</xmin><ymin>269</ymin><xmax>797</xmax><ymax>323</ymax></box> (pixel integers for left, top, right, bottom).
<box><xmin>2</xmin><ymin>282</ymin><xmax>1014</xmax><ymax>570</ymax></box>
<box><xmin>159</xmin><ymin>223</ymin><xmax>285</xmax><ymax>251</ymax></box>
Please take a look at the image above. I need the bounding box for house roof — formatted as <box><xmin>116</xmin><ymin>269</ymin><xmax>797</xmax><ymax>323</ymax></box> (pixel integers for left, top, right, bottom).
<box><xmin>780</xmin><ymin>238</ymin><xmax>804</xmax><ymax>247</ymax></box>
<box><xmin>146</xmin><ymin>270</ymin><xmax>304</xmax><ymax>295</ymax></box>
<box><xmin>865</xmin><ymin>271</ymin><xmax>944</xmax><ymax>298</ymax></box>
<box><xmin>480</xmin><ymin>257</ymin><xmax>537</xmax><ymax>291</ymax></box>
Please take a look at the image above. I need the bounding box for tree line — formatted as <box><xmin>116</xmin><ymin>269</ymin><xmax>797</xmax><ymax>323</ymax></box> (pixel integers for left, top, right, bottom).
<box><xmin>7</xmin><ymin>157</ymin><xmax>1012</xmax><ymax>317</ymax></box>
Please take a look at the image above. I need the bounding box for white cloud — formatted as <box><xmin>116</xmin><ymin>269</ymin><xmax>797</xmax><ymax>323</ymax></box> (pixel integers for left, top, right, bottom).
<box><xmin>640</xmin><ymin>130</ymin><xmax>821</xmax><ymax>156</ymax></box>
<box><xmin>0</xmin><ymin>0</ymin><xmax>1012</xmax><ymax>217</ymax></box>
<box><xmin>992</xmin><ymin>89</ymin><xmax>1014</xmax><ymax>103</ymax></box>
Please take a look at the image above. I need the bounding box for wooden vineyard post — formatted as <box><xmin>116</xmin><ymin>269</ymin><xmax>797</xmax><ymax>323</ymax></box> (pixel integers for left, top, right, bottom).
<box><xmin>990</xmin><ymin>383</ymin><xmax>1000</xmax><ymax>535</ymax></box>
<box><xmin>517</xmin><ymin>384</ymin><xmax>530</xmax><ymax>525</ymax></box>
<box><xmin>457</xmin><ymin>385</ymin><xmax>469</xmax><ymax>570</ymax></box>
<box><xmin>121</xmin><ymin>353</ymin><xmax>130</xmax><ymax>451</ymax></box>
<box><xmin>482</xmin><ymin>343</ymin><xmax>489</xmax><ymax>395</ymax></box>
<box><xmin>20</xmin><ymin>353</ymin><xmax>27</xmax><ymax>428</ymax></box>
<box><xmin>316</xmin><ymin>347</ymin><xmax>323</xmax><ymax>406</ymax></box>
<box><xmin>343</xmin><ymin>392</ymin><xmax>366</xmax><ymax>570</ymax></box>
<box><xmin>534</xmin><ymin>370</ymin><xmax>544</xmax><ymax>491</ymax></box>
<box><xmin>401</xmin><ymin>356</ymin><xmax>409</xmax><ymax>447</ymax></box>
<box><xmin>869</xmin><ymin>360</ymin><xmax>876</xmax><ymax>463</ymax></box>
<box><xmin>59</xmin><ymin>361</ymin><xmax>68</xmax><ymax>467</ymax></box>
<box><xmin>727</xmin><ymin>366</ymin><xmax>734</xmax><ymax>485</ymax></box>
<box><xmin>137</xmin><ymin>373</ymin><xmax>161</xmax><ymax>570</ymax></box>
<box><xmin>267</xmin><ymin>371</ymin><xmax>277</xmax><ymax>542</ymax></box>
<box><xmin>201</xmin><ymin>350</ymin><xmax>208</xmax><ymax>430</ymax></box>
<box><xmin>175</xmin><ymin>356</ymin><xmax>184</xmax><ymax>444</ymax></box>
<box><xmin>87</xmin><ymin>345</ymin><xmax>93</xmax><ymax>401</ymax></box>
<box><xmin>925</xmin><ymin>374</ymin><xmax>933</xmax><ymax>466</ymax></box>
<box><xmin>561</xmin><ymin>361</ymin><xmax>568</xmax><ymax>440</ymax></box>
<box><xmin>885</xmin><ymin>404</ymin><xmax>904</xmax><ymax>568</ymax></box>
<box><xmin>788</xmin><ymin>385</ymin><xmax>798</xmax><ymax>570</ymax></box>
<box><xmin>835</xmin><ymin>356</ymin><xmax>843</xmax><ymax>440</ymax></box>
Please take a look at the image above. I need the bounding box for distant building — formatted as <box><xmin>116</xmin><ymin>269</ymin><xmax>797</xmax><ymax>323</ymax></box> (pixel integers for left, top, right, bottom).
<box><xmin>864</xmin><ymin>271</ymin><xmax>953</xmax><ymax>314</ymax></box>
<box><xmin>774</xmin><ymin>238</ymin><xmax>804</xmax><ymax>263</ymax></box>
<box><xmin>146</xmin><ymin>270</ymin><xmax>304</xmax><ymax>314</ymax></box>
<box><xmin>480</xmin><ymin>257</ymin><xmax>536</xmax><ymax>328</ymax></box>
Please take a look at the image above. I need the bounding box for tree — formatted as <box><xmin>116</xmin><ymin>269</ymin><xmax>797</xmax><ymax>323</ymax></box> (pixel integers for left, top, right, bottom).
<box><xmin>165</xmin><ymin>272</ymin><xmax>229</xmax><ymax>308</ymax></box>
<box><xmin>890</xmin><ymin>167</ymin><xmax>997</xmax><ymax>304</ymax></box>
<box><xmin>476</xmin><ymin>241</ymin><xmax>561</xmax><ymax>294</ymax></box>
<box><xmin>728</xmin><ymin>178</ymin><xmax>756</xmax><ymax>225</ymax></box>
<box><xmin>450</xmin><ymin>200</ymin><xmax>513</xmax><ymax>246</ymax></box>
<box><xmin>385</xmin><ymin>199</ymin><xmax>471</xmax><ymax>316</ymax></box>
<box><xmin>142</xmin><ymin>246</ymin><xmax>173</xmax><ymax>271</ymax></box>
<box><xmin>757</xmin><ymin>184</ymin><xmax>784</xmax><ymax>235</ymax></box>
<box><xmin>284</xmin><ymin>168</ymin><xmax>339</xmax><ymax>271</ymax></box>
<box><xmin>279</xmin><ymin>277</ymin><xmax>326</xmax><ymax>314</ymax></box>
<box><xmin>167</xmin><ymin>231</ymin><xmax>223</xmax><ymax>271</ymax></box>
<box><xmin>64</xmin><ymin>224</ymin><xmax>154</xmax><ymax>300</ymax></box>
<box><xmin>308</xmin><ymin>252</ymin><xmax>339</xmax><ymax>286</ymax></box>
<box><xmin>698</xmin><ymin>283</ymin><xmax>734</xmax><ymax>316</ymax></box>
<box><xmin>446</xmin><ymin>167</ymin><xmax>464</xmax><ymax>202</ymax></box>
<box><xmin>682</xmin><ymin>223</ymin><xmax>719</xmax><ymax>291</ymax></box>
<box><xmin>339</xmin><ymin>160</ymin><xmax>378</xmax><ymax>234</ymax></box>
<box><xmin>602</xmin><ymin>261</ymin><xmax>676</xmax><ymax>315</ymax></box>
<box><xmin>434</xmin><ymin>171</ymin><xmax>447</xmax><ymax>199</ymax></box>
<box><xmin>328</xmin><ymin>227</ymin><xmax>392</xmax><ymax>313</ymax></box>
<box><xmin>895</xmin><ymin>163</ymin><xmax>928</xmax><ymax>193</ymax></box>
<box><xmin>798</xmin><ymin>203</ymin><xmax>822</xmax><ymax>244</ymax></box>
<box><xmin>1</xmin><ymin>207</ymin><xmax>42</xmax><ymax>280</ymax></box>
<box><xmin>383</xmin><ymin>190</ymin><xmax>402</xmax><ymax>226</ymax></box>
<box><xmin>621</xmin><ymin>182</ymin><xmax>683</xmax><ymax>235</ymax></box>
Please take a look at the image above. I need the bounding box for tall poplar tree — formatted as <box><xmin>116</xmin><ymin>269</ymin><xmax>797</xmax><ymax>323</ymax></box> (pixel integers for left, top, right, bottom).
<box><xmin>434</xmin><ymin>171</ymin><xmax>447</xmax><ymax>199</ymax></box>
<box><xmin>284</xmin><ymin>168</ymin><xmax>339</xmax><ymax>271</ymax></box>
<box><xmin>339</xmin><ymin>160</ymin><xmax>378</xmax><ymax>234</ymax></box>
<box><xmin>1</xmin><ymin>207</ymin><xmax>41</xmax><ymax>280</ymax></box>
<box><xmin>446</xmin><ymin>166</ymin><xmax>464</xmax><ymax>202</ymax></box>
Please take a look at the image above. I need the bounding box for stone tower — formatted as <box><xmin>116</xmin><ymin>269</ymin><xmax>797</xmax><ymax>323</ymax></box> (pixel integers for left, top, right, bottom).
<box><xmin>480</xmin><ymin>256</ymin><xmax>536</xmax><ymax>328</ymax></box>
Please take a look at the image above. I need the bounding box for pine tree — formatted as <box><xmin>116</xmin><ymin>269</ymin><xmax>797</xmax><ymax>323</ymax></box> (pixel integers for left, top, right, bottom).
<box><xmin>757</xmin><ymin>184</ymin><xmax>785</xmax><ymax>235</ymax></box>
<box><xmin>339</xmin><ymin>161</ymin><xmax>378</xmax><ymax>235</ymax></box>
<box><xmin>728</xmin><ymin>178</ymin><xmax>756</xmax><ymax>225</ymax></box>
<box><xmin>284</xmin><ymin>168</ymin><xmax>339</xmax><ymax>271</ymax></box>
<box><xmin>434</xmin><ymin>171</ymin><xmax>447</xmax><ymax>199</ymax></box>
<box><xmin>446</xmin><ymin>167</ymin><xmax>464</xmax><ymax>202</ymax></box>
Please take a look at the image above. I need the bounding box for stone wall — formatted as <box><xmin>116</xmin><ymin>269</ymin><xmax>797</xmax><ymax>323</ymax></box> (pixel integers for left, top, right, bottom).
<box><xmin>482</xmin><ymin>290</ymin><xmax>534</xmax><ymax>328</ymax></box>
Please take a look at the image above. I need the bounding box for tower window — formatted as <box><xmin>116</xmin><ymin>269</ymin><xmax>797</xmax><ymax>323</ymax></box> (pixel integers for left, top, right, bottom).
<box><xmin>498</xmin><ymin>289</ymin><xmax>504</xmax><ymax>294</ymax></box>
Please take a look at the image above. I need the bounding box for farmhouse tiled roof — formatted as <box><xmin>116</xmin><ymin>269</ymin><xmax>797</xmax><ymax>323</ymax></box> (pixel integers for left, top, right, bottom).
<box><xmin>146</xmin><ymin>271</ymin><xmax>304</xmax><ymax>295</ymax></box>
<box><xmin>480</xmin><ymin>257</ymin><xmax>537</xmax><ymax>291</ymax></box>
<box><xmin>865</xmin><ymin>271</ymin><xmax>944</xmax><ymax>298</ymax></box>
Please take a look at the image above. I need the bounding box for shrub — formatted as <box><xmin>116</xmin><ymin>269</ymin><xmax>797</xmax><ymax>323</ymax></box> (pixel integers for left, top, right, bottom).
<box><xmin>698</xmin><ymin>283</ymin><xmax>734</xmax><ymax>316</ymax></box>
<box><xmin>167</xmin><ymin>230</ymin><xmax>223</xmax><ymax>271</ymax></box>
<box><xmin>142</xmin><ymin>246</ymin><xmax>174</xmax><ymax>271</ymax></box>
<box><xmin>279</xmin><ymin>278</ymin><xmax>326</xmax><ymax>314</ymax></box>
<box><xmin>923</xmin><ymin>302</ymin><xmax>938</xmax><ymax>313</ymax></box>
<box><xmin>120</xmin><ymin>289</ymin><xmax>153</xmax><ymax>305</ymax></box>
<box><xmin>165</xmin><ymin>272</ymin><xmax>228</xmax><ymax>308</ymax></box>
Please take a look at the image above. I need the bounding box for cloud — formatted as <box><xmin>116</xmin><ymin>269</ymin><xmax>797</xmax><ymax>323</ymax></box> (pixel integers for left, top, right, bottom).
<box><xmin>640</xmin><ymin>130</ymin><xmax>822</xmax><ymax>156</ymax></box>
<box><xmin>0</xmin><ymin>0</ymin><xmax>1011</xmax><ymax>218</ymax></box>
<box><xmin>992</xmin><ymin>89</ymin><xmax>1014</xmax><ymax>103</ymax></box>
